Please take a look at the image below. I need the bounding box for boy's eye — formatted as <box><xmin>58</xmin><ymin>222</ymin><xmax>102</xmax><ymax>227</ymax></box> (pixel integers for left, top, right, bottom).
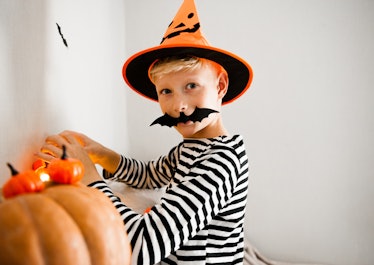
<box><xmin>186</xmin><ymin>83</ymin><xmax>197</xmax><ymax>89</ymax></box>
<box><xmin>159</xmin><ymin>88</ymin><xmax>171</xmax><ymax>95</ymax></box>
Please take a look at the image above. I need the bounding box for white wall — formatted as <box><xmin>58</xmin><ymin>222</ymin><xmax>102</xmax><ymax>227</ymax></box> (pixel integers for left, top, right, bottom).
<box><xmin>0</xmin><ymin>0</ymin><xmax>128</xmax><ymax>180</ymax></box>
<box><xmin>124</xmin><ymin>1</ymin><xmax>374</xmax><ymax>265</ymax></box>
<box><xmin>1</xmin><ymin>1</ymin><xmax>373</xmax><ymax>265</ymax></box>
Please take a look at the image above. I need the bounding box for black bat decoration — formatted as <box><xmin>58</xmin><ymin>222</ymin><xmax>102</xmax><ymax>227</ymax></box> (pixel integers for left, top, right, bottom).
<box><xmin>56</xmin><ymin>23</ymin><xmax>68</xmax><ymax>48</ymax></box>
<box><xmin>150</xmin><ymin>107</ymin><xmax>218</xmax><ymax>127</ymax></box>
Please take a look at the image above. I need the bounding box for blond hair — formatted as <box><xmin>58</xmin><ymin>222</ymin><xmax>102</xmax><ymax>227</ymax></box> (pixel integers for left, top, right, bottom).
<box><xmin>149</xmin><ymin>56</ymin><xmax>227</xmax><ymax>84</ymax></box>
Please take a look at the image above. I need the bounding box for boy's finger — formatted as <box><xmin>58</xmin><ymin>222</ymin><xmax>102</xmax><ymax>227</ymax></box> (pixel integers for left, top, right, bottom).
<box><xmin>45</xmin><ymin>134</ymin><xmax>68</xmax><ymax>147</ymax></box>
<box><xmin>34</xmin><ymin>151</ymin><xmax>58</xmax><ymax>163</ymax></box>
<box><xmin>60</xmin><ymin>132</ymin><xmax>82</xmax><ymax>146</ymax></box>
<box><xmin>39</xmin><ymin>144</ymin><xmax>62</xmax><ymax>158</ymax></box>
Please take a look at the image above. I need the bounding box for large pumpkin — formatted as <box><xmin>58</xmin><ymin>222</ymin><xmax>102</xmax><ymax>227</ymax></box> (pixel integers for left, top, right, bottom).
<box><xmin>0</xmin><ymin>184</ymin><xmax>131</xmax><ymax>265</ymax></box>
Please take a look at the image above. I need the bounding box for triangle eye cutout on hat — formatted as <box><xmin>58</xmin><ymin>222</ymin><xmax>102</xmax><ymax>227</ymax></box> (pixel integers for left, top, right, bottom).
<box><xmin>122</xmin><ymin>0</ymin><xmax>253</xmax><ymax>105</ymax></box>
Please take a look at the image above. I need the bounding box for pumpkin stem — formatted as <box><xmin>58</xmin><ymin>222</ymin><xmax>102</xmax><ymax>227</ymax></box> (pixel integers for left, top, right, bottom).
<box><xmin>7</xmin><ymin>163</ymin><xmax>19</xmax><ymax>176</ymax></box>
<box><xmin>61</xmin><ymin>145</ymin><xmax>68</xmax><ymax>160</ymax></box>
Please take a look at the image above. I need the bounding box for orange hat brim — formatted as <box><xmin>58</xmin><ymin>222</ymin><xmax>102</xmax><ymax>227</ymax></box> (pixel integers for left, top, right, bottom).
<box><xmin>123</xmin><ymin>43</ymin><xmax>253</xmax><ymax>105</ymax></box>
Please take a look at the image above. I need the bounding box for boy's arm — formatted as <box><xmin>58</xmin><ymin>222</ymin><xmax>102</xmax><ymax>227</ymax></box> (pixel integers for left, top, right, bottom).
<box><xmin>93</xmin><ymin>144</ymin><xmax>121</xmax><ymax>174</ymax></box>
<box><xmin>102</xmin><ymin>145</ymin><xmax>179</xmax><ymax>189</ymax></box>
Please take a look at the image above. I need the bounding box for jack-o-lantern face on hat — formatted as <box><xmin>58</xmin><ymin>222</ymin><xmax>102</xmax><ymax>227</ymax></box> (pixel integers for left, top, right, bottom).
<box><xmin>160</xmin><ymin>0</ymin><xmax>208</xmax><ymax>46</ymax></box>
<box><xmin>161</xmin><ymin>10</ymin><xmax>200</xmax><ymax>44</ymax></box>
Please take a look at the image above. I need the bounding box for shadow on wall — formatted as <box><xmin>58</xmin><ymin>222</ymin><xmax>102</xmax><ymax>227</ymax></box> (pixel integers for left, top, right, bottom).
<box><xmin>0</xmin><ymin>0</ymin><xmax>47</xmax><ymax>184</ymax></box>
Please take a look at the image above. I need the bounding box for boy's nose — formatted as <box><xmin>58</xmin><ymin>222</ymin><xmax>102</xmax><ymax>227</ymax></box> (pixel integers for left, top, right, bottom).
<box><xmin>173</xmin><ymin>95</ymin><xmax>188</xmax><ymax>114</ymax></box>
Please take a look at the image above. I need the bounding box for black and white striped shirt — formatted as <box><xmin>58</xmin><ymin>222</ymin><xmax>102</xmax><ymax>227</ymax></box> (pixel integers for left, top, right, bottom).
<box><xmin>89</xmin><ymin>135</ymin><xmax>249</xmax><ymax>265</ymax></box>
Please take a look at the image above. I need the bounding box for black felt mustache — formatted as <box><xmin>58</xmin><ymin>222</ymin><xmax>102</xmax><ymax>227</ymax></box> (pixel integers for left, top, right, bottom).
<box><xmin>150</xmin><ymin>107</ymin><xmax>218</xmax><ymax>127</ymax></box>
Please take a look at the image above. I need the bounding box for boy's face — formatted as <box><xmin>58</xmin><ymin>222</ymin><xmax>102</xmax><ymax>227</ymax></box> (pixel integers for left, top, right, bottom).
<box><xmin>154</xmin><ymin>65</ymin><xmax>228</xmax><ymax>138</ymax></box>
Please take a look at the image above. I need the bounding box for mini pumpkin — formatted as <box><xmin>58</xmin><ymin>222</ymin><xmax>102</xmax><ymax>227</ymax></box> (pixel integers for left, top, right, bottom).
<box><xmin>2</xmin><ymin>163</ymin><xmax>45</xmax><ymax>199</ymax></box>
<box><xmin>47</xmin><ymin>145</ymin><xmax>84</xmax><ymax>184</ymax></box>
<box><xmin>0</xmin><ymin>184</ymin><xmax>131</xmax><ymax>265</ymax></box>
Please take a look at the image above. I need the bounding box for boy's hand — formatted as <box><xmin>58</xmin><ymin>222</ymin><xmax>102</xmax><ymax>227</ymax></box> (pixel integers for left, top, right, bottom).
<box><xmin>36</xmin><ymin>131</ymin><xmax>121</xmax><ymax>184</ymax></box>
<box><xmin>59</xmin><ymin>131</ymin><xmax>121</xmax><ymax>174</ymax></box>
<box><xmin>36</xmin><ymin>131</ymin><xmax>101</xmax><ymax>184</ymax></box>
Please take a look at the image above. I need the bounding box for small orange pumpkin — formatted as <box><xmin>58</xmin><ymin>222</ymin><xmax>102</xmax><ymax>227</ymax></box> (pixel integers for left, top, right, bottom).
<box><xmin>47</xmin><ymin>145</ymin><xmax>84</xmax><ymax>184</ymax></box>
<box><xmin>2</xmin><ymin>163</ymin><xmax>45</xmax><ymax>199</ymax></box>
<box><xmin>0</xmin><ymin>184</ymin><xmax>131</xmax><ymax>265</ymax></box>
<box><xmin>32</xmin><ymin>159</ymin><xmax>46</xmax><ymax>171</ymax></box>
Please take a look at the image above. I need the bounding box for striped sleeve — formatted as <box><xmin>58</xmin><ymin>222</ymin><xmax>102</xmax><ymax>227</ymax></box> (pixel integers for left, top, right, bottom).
<box><xmin>102</xmin><ymin>145</ymin><xmax>180</xmax><ymax>189</ymax></box>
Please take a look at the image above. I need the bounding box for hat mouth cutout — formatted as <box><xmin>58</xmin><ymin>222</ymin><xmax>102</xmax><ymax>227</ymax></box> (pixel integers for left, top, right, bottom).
<box><xmin>123</xmin><ymin>44</ymin><xmax>253</xmax><ymax>105</ymax></box>
<box><xmin>122</xmin><ymin>0</ymin><xmax>253</xmax><ymax>105</ymax></box>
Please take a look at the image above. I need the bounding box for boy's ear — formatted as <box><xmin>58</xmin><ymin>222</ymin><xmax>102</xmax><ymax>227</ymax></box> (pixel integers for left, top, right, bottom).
<box><xmin>217</xmin><ymin>72</ymin><xmax>229</xmax><ymax>100</ymax></box>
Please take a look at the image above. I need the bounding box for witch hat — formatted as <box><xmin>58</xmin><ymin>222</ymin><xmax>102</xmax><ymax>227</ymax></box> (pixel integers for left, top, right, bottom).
<box><xmin>122</xmin><ymin>0</ymin><xmax>253</xmax><ymax>105</ymax></box>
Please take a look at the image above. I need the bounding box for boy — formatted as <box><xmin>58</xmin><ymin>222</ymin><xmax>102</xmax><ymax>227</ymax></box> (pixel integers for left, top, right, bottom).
<box><xmin>38</xmin><ymin>0</ymin><xmax>253</xmax><ymax>264</ymax></box>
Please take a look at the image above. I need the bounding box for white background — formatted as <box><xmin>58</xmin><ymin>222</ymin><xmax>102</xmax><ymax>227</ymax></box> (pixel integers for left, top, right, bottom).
<box><xmin>0</xmin><ymin>1</ymin><xmax>373</xmax><ymax>265</ymax></box>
